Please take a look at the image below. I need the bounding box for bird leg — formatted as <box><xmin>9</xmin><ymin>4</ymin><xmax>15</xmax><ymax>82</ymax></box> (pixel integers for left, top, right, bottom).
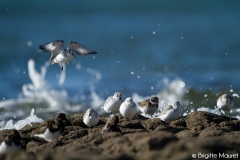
<box><xmin>61</xmin><ymin>64</ymin><xmax>63</xmax><ymax>71</ymax></box>
<box><xmin>229</xmin><ymin>111</ymin><xmax>231</xmax><ymax>121</ymax></box>
<box><xmin>219</xmin><ymin>108</ymin><xmax>223</xmax><ymax>116</ymax></box>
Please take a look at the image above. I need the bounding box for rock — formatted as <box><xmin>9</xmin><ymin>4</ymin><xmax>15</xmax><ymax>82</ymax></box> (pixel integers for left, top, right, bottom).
<box><xmin>0</xmin><ymin>111</ymin><xmax>240</xmax><ymax>159</ymax></box>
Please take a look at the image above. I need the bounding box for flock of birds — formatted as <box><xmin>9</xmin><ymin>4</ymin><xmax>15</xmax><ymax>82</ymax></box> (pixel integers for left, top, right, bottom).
<box><xmin>0</xmin><ymin>40</ymin><xmax>235</xmax><ymax>154</ymax></box>
<box><xmin>0</xmin><ymin>92</ymin><xmax>234</xmax><ymax>154</ymax></box>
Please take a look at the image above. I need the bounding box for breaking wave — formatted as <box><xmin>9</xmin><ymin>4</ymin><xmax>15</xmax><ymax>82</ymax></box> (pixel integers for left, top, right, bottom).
<box><xmin>1</xmin><ymin>59</ymin><xmax>239</xmax><ymax>130</ymax></box>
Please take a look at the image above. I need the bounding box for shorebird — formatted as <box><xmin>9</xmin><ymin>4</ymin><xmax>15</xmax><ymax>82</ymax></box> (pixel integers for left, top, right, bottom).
<box><xmin>101</xmin><ymin>92</ymin><xmax>123</xmax><ymax>114</ymax></box>
<box><xmin>34</xmin><ymin>113</ymin><xmax>67</xmax><ymax>142</ymax></box>
<box><xmin>158</xmin><ymin>101</ymin><xmax>181</xmax><ymax>122</ymax></box>
<box><xmin>138</xmin><ymin>96</ymin><xmax>159</xmax><ymax>117</ymax></box>
<box><xmin>83</xmin><ymin>108</ymin><xmax>100</xmax><ymax>127</ymax></box>
<box><xmin>217</xmin><ymin>94</ymin><xmax>233</xmax><ymax>121</ymax></box>
<box><xmin>0</xmin><ymin>130</ymin><xmax>21</xmax><ymax>154</ymax></box>
<box><xmin>101</xmin><ymin>114</ymin><xmax>120</xmax><ymax>133</ymax></box>
<box><xmin>39</xmin><ymin>40</ymin><xmax>97</xmax><ymax>71</ymax></box>
<box><xmin>119</xmin><ymin>97</ymin><xmax>137</xmax><ymax>119</ymax></box>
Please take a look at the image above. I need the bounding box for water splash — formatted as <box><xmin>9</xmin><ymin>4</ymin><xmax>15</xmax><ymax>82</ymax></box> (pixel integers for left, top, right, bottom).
<box><xmin>133</xmin><ymin>78</ymin><xmax>188</xmax><ymax>112</ymax></box>
<box><xmin>22</xmin><ymin>59</ymin><xmax>70</xmax><ymax>112</ymax></box>
<box><xmin>0</xmin><ymin>108</ymin><xmax>43</xmax><ymax>131</ymax></box>
<box><xmin>197</xmin><ymin>107</ymin><xmax>221</xmax><ymax>115</ymax></box>
<box><xmin>86</xmin><ymin>68</ymin><xmax>104</xmax><ymax>109</ymax></box>
<box><xmin>0</xmin><ymin>59</ymin><xmax>78</xmax><ymax>121</ymax></box>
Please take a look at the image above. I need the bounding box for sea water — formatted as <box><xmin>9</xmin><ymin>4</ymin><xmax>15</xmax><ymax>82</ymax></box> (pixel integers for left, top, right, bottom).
<box><xmin>1</xmin><ymin>1</ymin><xmax>240</xmax><ymax>127</ymax></box>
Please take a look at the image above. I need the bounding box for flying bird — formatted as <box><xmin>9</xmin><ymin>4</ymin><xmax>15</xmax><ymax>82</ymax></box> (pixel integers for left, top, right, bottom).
<box><xmin>39</xmin><ymin>40</ymin><xmax>97</xmax><ymax>71</ymax></box>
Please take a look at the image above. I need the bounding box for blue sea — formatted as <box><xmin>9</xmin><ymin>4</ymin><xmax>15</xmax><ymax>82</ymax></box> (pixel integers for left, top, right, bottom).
<box><xmin>1</xmin><ymin>1</ymin><xmax>240</xmax><ymax>122</ymax></box>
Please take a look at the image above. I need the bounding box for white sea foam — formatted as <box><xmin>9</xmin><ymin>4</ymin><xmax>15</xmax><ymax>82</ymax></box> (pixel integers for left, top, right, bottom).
<box><xmin>134</xmin><ymin>79</ymin><xmax>187</xmax><ymax>109</ymax></box>
<box><xmin>0</xmin><ymin>58</ymin><xmax>239</xmax><ymax>124</ymax></box>
<box><xmin>197</xmin><ymin>107</ymin><xmax>221</xmax><ymax>115</ymax></box>
<box><xmin>0</xmin><ymin>59</ymin><xmax>105</xmax><ymax>121</ymax></box>
<box><xmin>0</xmin><ymin>108</ymin><xmax>43</xmax><ymax>131</ymax></box>
<box><xmin>14</xmin><ymin>108</ymin><xmax>43</xmax><ymax>130</ymax></box>
<box><xmin>86</xmin><ymin>68</ymin><xmax>104</xmax><ymax>109</ymax></box>
<box><xmin>0</xmin><ymin>59</ymin><xmax>83</xmax><ymax>117</ymax></box>
<box><xmin>133</xmin><ymin>78</ymin><xmax>188</xmax><ymax>118</ymax></box>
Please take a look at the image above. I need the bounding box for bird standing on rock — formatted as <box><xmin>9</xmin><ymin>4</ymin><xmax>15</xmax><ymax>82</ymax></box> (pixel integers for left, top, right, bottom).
<box><xmin>101</xmin><ymin>92</ymin><xmax>123</xmax><ymax>114</ymax></box>
<box><xmin>217</xmin><ymin>94</ymin><xmax>233</xmax><ymax>121</ymax></box>
<box><xmin>0</xmin><ymin>129</ymin><xmax>21</xmax><ymax>154</ymax></box>
<box><xmin>83</xmin><ymin>108</ymin><xmax>100</xmax><ymax>127</ymax></box>
<box><xmin>39</xmin><ymin>40</ymin><xmax>97</xmax><ymax>71</ymax></box>
<box><xmin>158</xmin><ymin>101</ymin><xmax>181</xmax><ymax>122</ymax></box>
<box><xmin>138</xmin><ymin>96</ymin><xmax>159</xmax><ymax>117</ymax></box>
<box><xmin>34</xmin><ymin>113</ymin><xmax>67</xmax><ymax>142</ymax></box>
<box><xmin>119</xmin><ymin>97</ymin><xmax>137</xmax><ymax>119</ymax></box>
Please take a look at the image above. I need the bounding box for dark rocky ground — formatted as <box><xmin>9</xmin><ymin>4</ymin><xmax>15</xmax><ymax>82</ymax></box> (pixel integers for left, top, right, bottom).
<box><xmin>0</xmin><ymin>111</ymin><xmax>240</xmax><ymax>160</ymax></box>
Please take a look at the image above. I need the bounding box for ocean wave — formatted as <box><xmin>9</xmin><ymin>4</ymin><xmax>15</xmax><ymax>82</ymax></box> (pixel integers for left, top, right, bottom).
<box><xmin>0</xmin><ymin>58</ymin><xmax>239</xmax><ymax>125</ymax></box>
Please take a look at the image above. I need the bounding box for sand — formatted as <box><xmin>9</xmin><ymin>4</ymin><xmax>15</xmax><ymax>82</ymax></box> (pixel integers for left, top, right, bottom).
<box><xmin>0</xmin><ymin>111</ymin><xmax>240</xmax><ymax>160</ymax></box>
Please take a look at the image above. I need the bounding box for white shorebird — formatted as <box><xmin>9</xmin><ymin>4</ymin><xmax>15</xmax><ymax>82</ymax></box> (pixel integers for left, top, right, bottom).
<box><xmin>39</xmin><ymin>40</ymin><xmax>97</xmax><ymax>71</ymax></box>
<box><xmin>83</xmin><ymin>108</ymin><xmax>100</xmax><ymax>127</ymax></box>
<box><xmin>138</xmin><ymin>96</ymin><xmax>159</xmax><ymax>117</ymax></box>
<box><xmin>119</xmin><ymin>97</ymin><xmax>137</xmax><ymax>119</ymax></box>
<box><xmin>0</xmin><ymin>130</ymin><xmax>21</xmax><ymax>154</ymax></box>
<box><xmin>217</xmin><ymin>94</ymin><xmax>233</xmax><ymax>121</ymax></box>
<box><xmin>101</xmin><ymin>92</ymin><xmax>123</xmax><ymax>114</ymax></box>
<box><xmin>34</xmin><ymin>113</ymin><xmax>67</xmax><ymax>142</ymax></box>
<box><xmin>158</xmin><ymin>101</ymin><xmax>181</xmax><ymax>122</ymax></box>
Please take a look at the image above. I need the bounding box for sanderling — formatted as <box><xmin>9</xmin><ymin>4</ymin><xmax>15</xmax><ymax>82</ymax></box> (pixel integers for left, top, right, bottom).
<box><xmin>0</xmin><ymin>130</ymin><xmax>21</xmax><ymax>154</ymax></box>
<box><xmin>34</xmin><ymin>113</ymin><xmax>67</xmax><ymax>142</ymax></box>
<box><xmin>217</xmin><ymin>94</ymin><xmax>233</xmax><ymax>121</ymax></box>
<box><xmin>119</xmin><ymin>97</ymin><xmax>137</xmax><ymax>119</ymax></box>
<box><xmin>138</xmin><ymin>95</ymin><xmax>159</xmax><ymax>117</ymax></box>
<box><xmin>101</xmin><ymin>92</ymin><xmax>123</xmax><ymax>114</ymax></box>
<box><xmin>39</xmin><ymin>40</ymin><xmax>97</xmax><ymax>71</ymax></box>
<box><xmin>158</xmin><ymin>101</ymin><xmax>181</xmax><ymax>122</ymax></box>
<box><xmin>101</xmin><ymin>114</ymin><xmax>120</xmax><ymax>133</ymax></box>
<box><xmin>83</xmin><ymin>108</ymin><xmax>100</xmax><ymax>127</ymax></box>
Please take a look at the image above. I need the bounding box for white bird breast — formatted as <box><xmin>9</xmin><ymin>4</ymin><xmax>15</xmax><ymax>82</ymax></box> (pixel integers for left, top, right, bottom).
<box><xmin>140</xmin><ymin>106</ymin><xmax>157</xmax><ymax>115</ymax></box>
<box><xmin>159</xmin><ymin>108</ymin><xmax>181</xmax><ymax>122</ymax></box>
<box><xmin>119</xmin><ymin>102</ymin><xmax>137</xmax><ymax>118</ymax></box>
<box><xmin>0</xmin><ymin>142</ymin><xmax>20</xmax><ymax>154</ymax></box>
<box><xmin>83</xmin><ymin>113</ymin><xmax>100</xmax><ymax>127</ymax></box>
<box><xmin>104</xmin><ymin>98</ymin><xmax>122</xmax><ymax>113</ymax></box>
<box><xmin>35</xmin><ymin>128</ymin><xmax>61</xmax><ymax>142</ymax></box>
<box><xmin>54</xmin><ymin>53</ymin><xmax>74</xmax><ymax>64</ymax></box>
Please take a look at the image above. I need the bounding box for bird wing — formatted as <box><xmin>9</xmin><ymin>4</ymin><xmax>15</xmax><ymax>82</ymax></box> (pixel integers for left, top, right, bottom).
<box><xmin>39</xmin><ymin>40</ymin><xmax>64</xmax><ymax>64</ymax></box>
<box><xmin>103</xmin><ymin>96</ymin><xmax>113</xmax><ymax>107</ymax></box>
<box><xmin>138</xmin><ymin>99</ymin><xmax>149</xmax><ymax>108</ymax></box>
<box><xmin>132</xmin><ymin>102</ymin><xmax>137</xmax><ymax>108</ymax></box>
<box><xmin>67</xmin><ymin>41</ymin><xmax>97</xmax><ymax>55</ymax></box>
<box><xmin>39</xmin><ymin>40</ymin><xmax>64</xmax><ymax>53</ymax></box>
<box><xmin>159</xmin><ymin>105</ymin><xmax>174</xmax><ymax>115</ymax></box>
<box><xmin>34</xmin><ymin>121</ymin><xmax>48</xmax><ymax>134</ymax></box>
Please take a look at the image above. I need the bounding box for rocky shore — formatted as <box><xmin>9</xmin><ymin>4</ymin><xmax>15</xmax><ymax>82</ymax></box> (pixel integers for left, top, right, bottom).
<box><xmin>0</xmin><ymin>111</ymin><xmax>240</xmax><ymax>160</ymax></box>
